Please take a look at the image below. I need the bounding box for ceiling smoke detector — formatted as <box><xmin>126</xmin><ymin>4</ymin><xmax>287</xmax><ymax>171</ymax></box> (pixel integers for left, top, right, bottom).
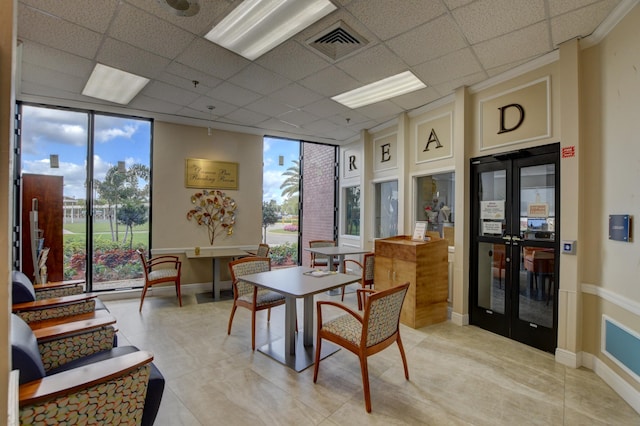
<box><xmin>158</xmin><ymin>0</ymin><xmax>200</xmax><ymax>17</ymax></box>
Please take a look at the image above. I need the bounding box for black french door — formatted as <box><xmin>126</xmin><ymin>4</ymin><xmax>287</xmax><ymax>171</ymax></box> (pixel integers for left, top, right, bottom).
<box><xmin>470</xmin><ymin>143</ymin><xmax>560</xmax><ymax>353</ymax></box>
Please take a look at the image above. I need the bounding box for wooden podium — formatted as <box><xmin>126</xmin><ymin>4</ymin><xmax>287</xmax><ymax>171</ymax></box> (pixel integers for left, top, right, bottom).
<box><xmin>374</xmin><ymin>235</ymin><xmax>448</xmax><ymax>328</ymax></box>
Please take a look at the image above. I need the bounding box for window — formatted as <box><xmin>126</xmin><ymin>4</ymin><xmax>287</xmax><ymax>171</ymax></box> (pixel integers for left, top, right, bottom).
<box><xmin>344</xmin><ymin>186</ymin><xmax>360</xmax><ymax>236</ymax></box>
<box><xmin>415</xmin><ymin>172</ymin><xmax>455</xmax><ymax>238</ymax></box>
<box><xmin>374</xmin><ymin>180</ymin><xmax>398</xmax><ymax>238</ymax></box>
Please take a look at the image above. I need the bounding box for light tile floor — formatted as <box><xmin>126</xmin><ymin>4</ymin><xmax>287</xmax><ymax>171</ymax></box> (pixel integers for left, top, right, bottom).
<box><xmin>104</xmin><ymin>286</ymin><xmax>640</xmax><ymax>425</ymax></box>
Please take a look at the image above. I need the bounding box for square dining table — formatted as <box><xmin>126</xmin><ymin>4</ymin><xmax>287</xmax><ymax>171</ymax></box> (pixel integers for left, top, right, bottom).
<box><xmin>185</xmin><ymin>248</ymin><xmax>250</xmax><ymax>300</ymax></box>
<box><xmin>239</xmin><ymin>265</ymin><xmax>361</xmax><ymax>372</ymax></box>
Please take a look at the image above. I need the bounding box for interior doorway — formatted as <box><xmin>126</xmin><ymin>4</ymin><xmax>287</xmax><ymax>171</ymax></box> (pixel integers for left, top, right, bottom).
<box><xmin>469</xmin><ymin>143</ymin><xmax>560</xmax><ymax>353</ymax></box>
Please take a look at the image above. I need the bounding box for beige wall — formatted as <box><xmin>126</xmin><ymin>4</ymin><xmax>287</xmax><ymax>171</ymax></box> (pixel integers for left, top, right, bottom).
<box><xmin>579</xmin><ymin>3</ymin><xmax>640</xmax><ymax>393</ymax></box>
<box><xmin>1</xmin><ymin>0</ymin><xmax>16</xmax><ymax>419</ymax></box>
<box><xmin>151</xmin><ymin>121</ymin><xmax>263</xmax><ymax>283</ymax></box>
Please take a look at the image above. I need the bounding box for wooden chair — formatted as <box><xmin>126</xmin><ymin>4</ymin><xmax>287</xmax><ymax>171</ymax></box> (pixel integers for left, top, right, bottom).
<box><xmin>137</xmin><ymin>249</ymin><xmax>182</xmax><ymax>312</ymax></box>
<box><xmin>256</xmin><ymin>243</ymin><xmax>270</xmax><ymax>257</ymax></box>
<box><xmin>342</xmin><ymin>253</ymin><xmax>375</xmax><ymax>310</ymax></box>
<box><xmin>313</xmin><ymin>283</ymin><xmax>410</xmax><ymax>412</ymax></box>
<box><xmin>309</xmin><ymin>240</ymin><xmax>340</xmax><ymax>269</ymax></box>
<box><xmin>227</xmin><ymin>256</ymin><xmax>286</xmax><ymax>350</ymax></box>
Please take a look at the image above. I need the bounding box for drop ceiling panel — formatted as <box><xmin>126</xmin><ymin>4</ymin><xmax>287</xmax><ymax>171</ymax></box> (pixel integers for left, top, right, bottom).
<box><xmin>413</xmin><ymin>48</ymin><xmax>484</xmax><ymax>87</ymax></box>
<box><xmin>355</xmin><ymin>101</ymin><xmax>405</xmax><ymax>120</ymax></box>
<box><xmin>164</xmin><ymin>62</ymin><xmax>224</xmax><ymax>89</ymax></box>
<box><xmin>302</xmin><ymin>97</ymin><xmax>353</xmax><ymax>119</ymax></box>
<box><xmin>128</xmin><ymin>94</ymin><xmax>185</xmax><ymax>115</ymax></box>
<box><xmin>277</xmin><ymin>109</ymin><xmax>319</xmax><ymax>127</ymax></box>
<box><xmin>245</xmin><ymin>97</ymin><xmax>293</xmax><ymax>117</ymax></box>
<box><xmin>473</xmin><ymin>22</ymin><xmax>551</xmax><ymax>69</ymax></box>
<box><xmin>21</xmin><ymin>43</ymin><xmax>94</xmax><ymax>79</ymax></box>
<box><xmin>126</xmin><ymin>0</ymin><xmax>233</xmax><ymax>34</ymax></box>
<box><xmin>108</xmin><ymin>3</ymin><xmax>196</xmax><ymax>59</ymax></box>
<box><xmin>175</xmin><ymin>38</ymin><xmax>250</xmax><ymax>80</ymax></box>
<box><xmin>20</xmin><ymin>0</ymin><xmax>120</xmax><ymax>33</ymax></box>
<box><xmin>96</xmin><ymin>38</ymin><xmax>172</xmax><ymax>79</ymax></box>
<box><xmin>208</xmin><ymin>82</ymin><xmax>262</xmax><ymax>108</ymax></box>
<box><xmin>20</xmin><ymin>62</ymin><xmax>87</xmax><ymax>94</ymax></box>
<box><xmin>141</xmin><ymin>81</ymin><xmax>201</xmax><ymax>106</ymax></box>
<box><xmin>156</xmin><ymin>71</ymin><xmax>218</xmax><ymax>96</ymax></box>
<box><xmin>453</xmin><ymin>0</ymin><xmax>546</xmax><ymax>44</ymax></box>
<box><xmin>229</xmin><ymin>64</ymin><xmax>293</xmax><ymax>96</ymax></box>
<box><xmin>257</xmin><ymin>40</ymin><xmax>331</xmax><ymax>81</ymax></box>
<box><xmin>336</xmin><ymin>44</ymin><xmax>407</xmax><ymax>84</ymax></box>
<box><xmin>391</xmin><ymin>87</ymin><xmax>441</xmax><ymax>111</ymax></box>
<box><xmin>385</xmin><ymin>15</ymin><xmax>468</xmax><ymax>67</ymax></box>
<box><xmin>299</xmin><ymin>66</ymin><xmax>360</xmax><ymax>97</ymax></box>
<box><xmin>346</xmin><ymin>0</ymin><xmax>448</xmax><ymax>41</ymax></box>
<box><xmin>551</xmin><ymin>1</ymin><xmax>620</xmax><ymax>46</ymax></box>
<box><xmin>18</xmin><ymin>3</ymin><xmax>103</xmax><ymax>59</ymax></box>
<box><xmin>269</xmin><ymin>84</ymin><xmax>324</xmax><ymax>109</ymax></box>
<box><xmin>548</xmin><ymin>0</ymin><xmax>618</xmax><ymax>17</ymax></box>
<box><xmin>224</xmin><ymin>108</ymin><xmax>270</xmax><ymax>126</ymax></box>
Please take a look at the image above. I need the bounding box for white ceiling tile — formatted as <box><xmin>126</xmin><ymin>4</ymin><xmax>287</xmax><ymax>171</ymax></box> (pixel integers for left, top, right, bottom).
<box><xmin>128</xmin><ymin>94</ymin><xmax>184</xmax><ymax>114</ymax></box>
<box><xmin>108</xmin><ymin>3</ymin><xmax>195</xmax><ymax>59</ymax></box>
<box><xmin>346</xmin><ymin>0</ymin><xmax>448</xmax><ymax>40</ymax></box>
<box><xmin>156</xmin><ymin>72</ymin><xmax>216</xmax><ymax>96</ymax></box>
<box><xmin>97</xmin><ymin>38</ymin><xmax>172</xmax><ymax>79</ymax></box>
<box><xmin>164</xmin><ymin>62</ymin><xmax>224</xmax><ymax>89</ymax></box>
<box><xmin>336</xmin><ymin>44</ymin><xmax>407</xmax><ymax>83</ymax></box>
<box><xmin>323</xmin><ymin>127</ymin><xmax>360</xmax><ymax>141</ymax></box>
<box><xmin>551</xmin><ymin>0</ymin><xmax>620</xmax><ymax>46</ymax></box>
<box><xmin>20</xmin><ymin>0</ymin><xmax>119</xmax><ymax>33</ymax></box>
<box><xmin>302</xmin><ymin>119</ymin><xmax>339</xmax><ymax>133</ymax></box>
<box><xmin>413</xmin><ymin>48</ymin><xmax>484</xmax><ymax>86</ymax></box>
<box><xmin>257</xmin><ymin>40</ymin><xmax>331</xmax><ymax>81</ymax></box>
<box><xmin>176</xmin><ymin>38</ymin><xmax>250</xmax><ymax>80</ymax></box>
<box><xmin>473</xmin><ymin>22</ymin><xmax>550</xmax><ymax>69</ymax></box>
<box><xmin>21</xmin><ymin>42</ymin><xmax>94</xmax><ymax>79</ymax></box>
<box><xmin>442</xmin><ymin>0</ymin><xmax>475</xmax><ymax>10</ymax></box>
<box><xmin>269</xmin><ymin>84</ymin><xmax>324</xmax><ymax>109</ymax></box>
<box><xmin>391</xmin><ymin>87</ymin><xmax>441</xmax><ymax>111</ymax></box>
<box><xmin>299</xmin><ymin>66</ymin><xmax>360</xmax><ymax>97</ymax></box>
<box><xmin>245</xmin><ymin>97</ymin><xmax>293</xmax><ymax>117</ymax></box>
<box><xmin>228</xmin><ymin>64</ymin><xmax>292</xmax><ymax>96</ymax></box>
<box><xmin>326</xmin><ymin>111</ymin><xmax>373</xmax><ymax>127</ymax></box>
<box><xmin>354</xmin><ymin>101</ymin><xmax>404</xmax><ymax>120</ymax></box>
<box><xmin>141</xmin><ymin>81</ymin><xmax>201</xmax><ymax>105</ymax></box>
<box><xmin>385</xmin><ymin>15</ymin><xmax>468</xmax><ymax>66</ymax></box>
<box><xmin>452</xmin><ymin>0</ymin><xmax>546</xmax><ymax>44</ymax></box>
<box><xmin>187</xmin><ymin>98</ymin><xmax>238</xmax><ymax>117</ymax></box>
<box><xmin>548</xmin><ymin>0</ymin><xmax>611</xmax><ymax>17</ymax></box>
<box><xmin>277</xmin><ymin>110</ymin><xmax>319</xmax><ymax>127</ymax></box>
<box><xmin>20</xmin><ymin>62</ymin><xmax>87</xmax><ymax>94</ymax></box>
<box><xmin>224</xmin><ymin>108</ymin><xmax>270</xmax><ymax>126</ymax></box>
<box><xmin>208</xmin><ymin>82</ymin><xmax>262</xmax><ymax>108</ymax></box>
<box><xmin>432</xmin><ymin>71</ymin><xmax>486</xmax><ymax>96</ymax></box>
<box><xmin>302</xmin><ymin>97</ymin><xmax>353</xmax><ymax>118</ymax></box>
<box><xmin>126</xmin><ymin>0</ymin><xmax>233</xmax><ymax>35</ymax></box>
<box><xmin>18</xmin><ymin>3</ymin><xmax>102</xmax><ymax>59</ymax></box>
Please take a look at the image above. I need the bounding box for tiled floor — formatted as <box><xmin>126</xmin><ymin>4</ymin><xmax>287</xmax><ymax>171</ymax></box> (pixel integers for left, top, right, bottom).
<box><xmin>104</xmin><ymin>286</ymin><xmax>640</xmax><ymax>425</ymax></box>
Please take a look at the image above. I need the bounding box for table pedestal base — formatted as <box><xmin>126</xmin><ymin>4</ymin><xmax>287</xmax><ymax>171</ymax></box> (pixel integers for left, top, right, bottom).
<box><xmin>257</xmin><ymin>331</ymin><xmax>340</xmax><ymax>372</ymax></box>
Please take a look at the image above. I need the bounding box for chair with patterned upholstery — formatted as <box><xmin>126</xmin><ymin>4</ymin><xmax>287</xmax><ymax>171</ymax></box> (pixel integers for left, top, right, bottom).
<box><xmin>11</xmin><ymin>313</ymin><xmax>165</xmax><ymax>426</ymax></box>
<box><xmin>137</xmin><ymin>249</ymin><xmax>182</xmax><ymax>312</ymax></box>
<box><xmin>256</xmin><ymin>243</ymin><xmax>270</xmax><ymax>257</ymax></box>
<box><xmin>12</xmin><ymin>270</ymin><xmax>84</xmax><ymax>301</ymax></box>
<box><xmin>227</xmin><ymin>256</ymin><xmax>286</xmax><ymax>350</ymax></box>
<box><xmin>342</xmin><ymin>253</ymin><xmax>375</xmax><ymax>309</ymax></box>
<box><xmin>309</xmin><ymin>240</ymin><xmax>340</xmax><ymax>269</ymax></box>
<box><xmin>313</xmin><ymin>282</ymin><xmax>410</xmax><ymax>412</ymax></box>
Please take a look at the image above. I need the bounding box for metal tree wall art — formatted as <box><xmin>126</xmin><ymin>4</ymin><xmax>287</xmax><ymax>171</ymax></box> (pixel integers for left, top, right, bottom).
<box><xmin>187</xmin><ymin>190</ymin><xmax>237</xmax><ymax>245</ymax></box>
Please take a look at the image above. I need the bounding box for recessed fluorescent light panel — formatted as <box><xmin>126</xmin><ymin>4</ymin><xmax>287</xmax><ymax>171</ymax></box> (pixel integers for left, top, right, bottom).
<box><xmin>332</xmin><ymin>71</ymin><xmax>427</xmax><ymax>109</ymax></box>
<box><xmin>205</xmin><ymin>0</ymin><xmax>337</xmax><ymax>60</ymax></box>
<box><xmin>82</xmin><ymin>64</ymin><xmax>150</xmax><ymax>105</ymax></box>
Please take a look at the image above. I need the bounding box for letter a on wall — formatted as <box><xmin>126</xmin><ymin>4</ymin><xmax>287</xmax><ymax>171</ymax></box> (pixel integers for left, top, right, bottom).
<box><xmin>414</xmin><ymin>112</ymin><xmax>452</xmax><ymax>164</ymax></box>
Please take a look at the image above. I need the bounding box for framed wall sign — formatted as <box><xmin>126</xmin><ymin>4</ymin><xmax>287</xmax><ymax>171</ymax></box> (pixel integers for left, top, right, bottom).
<box><xmin>185</xmin><ymin>158</ymin><xmax>238</xmax><ymax>190</ymax></box>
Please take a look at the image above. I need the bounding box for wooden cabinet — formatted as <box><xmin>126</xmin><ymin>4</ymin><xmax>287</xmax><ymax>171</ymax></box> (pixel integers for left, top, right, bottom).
<box><xmin>374</xmin><ymin>235</ymin><xmax>448</xmax><ymax>328</ymax></box>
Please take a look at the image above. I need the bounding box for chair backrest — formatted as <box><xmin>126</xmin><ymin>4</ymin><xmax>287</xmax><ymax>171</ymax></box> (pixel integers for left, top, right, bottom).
<box><xmin>256</xmin><ymin>243</ymin><xmax>270</xmax><ymax>257</ymax></box>
<box><xmin>136</xmin><ymin>249</ymin><xmax>150</xmax><ymax>279</ymax></box>
<box><xmin>362</xmin><ymin>253</ymin><xmax>375</xmax><ymax>284</ymax></box>
<box><xmin>309</xmin><ymin>240</ymin><xmax>336</xmax><ymax>249</ymax></box>
<box><xmin>229</xmin><ymin>257</ymin><xmax>271</xmax><ymax>297</ymax></box>
<box><xmin>362</xmin><ymin>283</ymin><xmax>409</xmax><ymax>348</ymax></box>
<box><xmin>10</xmin><ymin>313</ymin><xmax>46</xmax><ymax>384</ymax></box>
<box><xmin>12</xmin><ymin>270</ymin><xmax>36</xmax><ymax>304</ymax></box>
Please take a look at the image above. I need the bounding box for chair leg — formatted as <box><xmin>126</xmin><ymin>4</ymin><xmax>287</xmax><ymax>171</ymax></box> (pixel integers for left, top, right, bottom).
<box><xmin>227</xmin><ymin>305</ymin><xmax>238</xmax><ymax>335</ymax></box>
<box><xmin>139</xmin><ymin>283</ymin><xmax>150</xmax><ymax>312</ymax></box>
<box><xmin>396</xmin><ymin>334</ymin><xmax>409</xmax><ymax>380</ymax></box>
<box><xmin>341</xmin><ymin>285</ymin><xmax>346</xmax><ymax>301</ymax></box>
<box><xmin>176</xmin><ymin>279</ymin><xmax>182</xmax><ymax>307</ymax></box>
<box><xmin>267</xmin><ymin>307</ymin><xmax>271</xmax><ymax>322</ymax></box>
<box><xmin>313</xmin><ymin>334</ymin><xmax>322</xmax><ymax>382</ymax></box>
<box><xmin>359</xmin><ymin>354</ymin><xmax>372</xmax><ymax>413</ymax></box>
<box><xmin>251</xmin><ymin>310</ymin><xmax>257</xmax><ymax>351</ymax></box>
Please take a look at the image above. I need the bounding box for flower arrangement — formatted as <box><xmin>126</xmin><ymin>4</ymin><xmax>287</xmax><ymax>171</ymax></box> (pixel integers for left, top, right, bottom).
<box><xmin>187</xmin><ymin>190</ymin><xmax>237</xmax><ymax>245</ymax></box>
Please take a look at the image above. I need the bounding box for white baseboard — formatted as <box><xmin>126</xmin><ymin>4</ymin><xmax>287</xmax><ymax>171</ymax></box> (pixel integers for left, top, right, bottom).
<box><xmin>96</xmin><ymin>282</ymin><xmax>211</xmax><ymax>301</ymax></box>
<box><xmin>555</xmin><ymin>348</ymin><xmax>581</xmax><ymax>368</ymax></box>
<box><xmin>583</xmin><ymin>352</ymin><xmax>640</xmax><ymax>415</ymax></box>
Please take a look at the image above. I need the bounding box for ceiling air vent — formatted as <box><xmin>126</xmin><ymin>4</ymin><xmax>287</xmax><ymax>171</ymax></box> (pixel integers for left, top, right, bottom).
<box><xmin>307</xmin><ymin>21</ymin><xmax>368</xmax><ymax>61</ymax></box>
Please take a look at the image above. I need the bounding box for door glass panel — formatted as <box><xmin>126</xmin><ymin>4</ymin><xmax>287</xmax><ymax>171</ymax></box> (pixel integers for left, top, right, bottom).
<box><xmin>479</xmin><ymin>170</ymin><xmax>506</xmax><ymax>237</ymax></box>
<box><xmin>520</xmin><ymin>164</ymin><xmax>555</xmax><ymax>241</ymax></box>
<box><xmin>375</xmin><ymin>180</ymin><xmax>398</xmax><ymax>238</ymax></box>
<box><xmin>519</xmin><ymin>246</ymin><xmax>555</xmax><ymax>328</ymax></box>
<box><xmin>477</xmin><ymin>242</ymin><xmax>506</xmax><ymax>314</ymax></box>
<box><xmin>92</xmin><ymin>114</ymin><xmax>150</xmax><ymax>290</ymax></box>
<box><xmin>20</xmin><ymin>106</ymin><xmax>88</xmax><ymax>284</ymax></box>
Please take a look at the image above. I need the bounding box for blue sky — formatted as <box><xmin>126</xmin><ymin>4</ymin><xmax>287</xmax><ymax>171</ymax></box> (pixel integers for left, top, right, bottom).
<box><xmin>262</xmin><ymin>136</ymin><xmax>300</xmax><ymax>204</ymax></box>
<box><xmin>21</xmin><ymin>105</ymin><xmax>299</xmax><ymax>205</ymax></box>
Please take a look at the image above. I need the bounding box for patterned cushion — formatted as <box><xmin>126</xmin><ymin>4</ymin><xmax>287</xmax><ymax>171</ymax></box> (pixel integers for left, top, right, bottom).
<box><xmin>35</xmin><ymin>286</ymin><xmax>83</xmax><ymax>300</ymax></box>
<box><xmin>366</xmin><ymin>289</ymin><xmax>406</xmax><ymax>347</ymax></box>
<box><xmin>238</xmin><ymin>289</ymin><xmax>285</xmax><ymax>307</ymax></box>
<box><xmin>231</xmin><ymin>260</ymin><xmax>270</xmax><ymax>298</ymax></box>
<box><xmin>17</xmin><ymin>300</ymin><xmax>97</xmax><ymax>323</ymax></box>
<box><xmin>39</xmin><ymin>326</ymin><xmax>116</xmax><ymax>371</ymax></box>
<box><xmin>148</xmin><ymin>268</ymin><xmax>178</xmax><ymax>281</ymax></box>
<box><xmin>322</xmin><ymin>314</ymin><xmax>363</xmax><ymax>346</ymax></box>
<box><xmin>20</xmin><ymin>364</ymin><xmax>150</xmax><ymax>425</ymax></box>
